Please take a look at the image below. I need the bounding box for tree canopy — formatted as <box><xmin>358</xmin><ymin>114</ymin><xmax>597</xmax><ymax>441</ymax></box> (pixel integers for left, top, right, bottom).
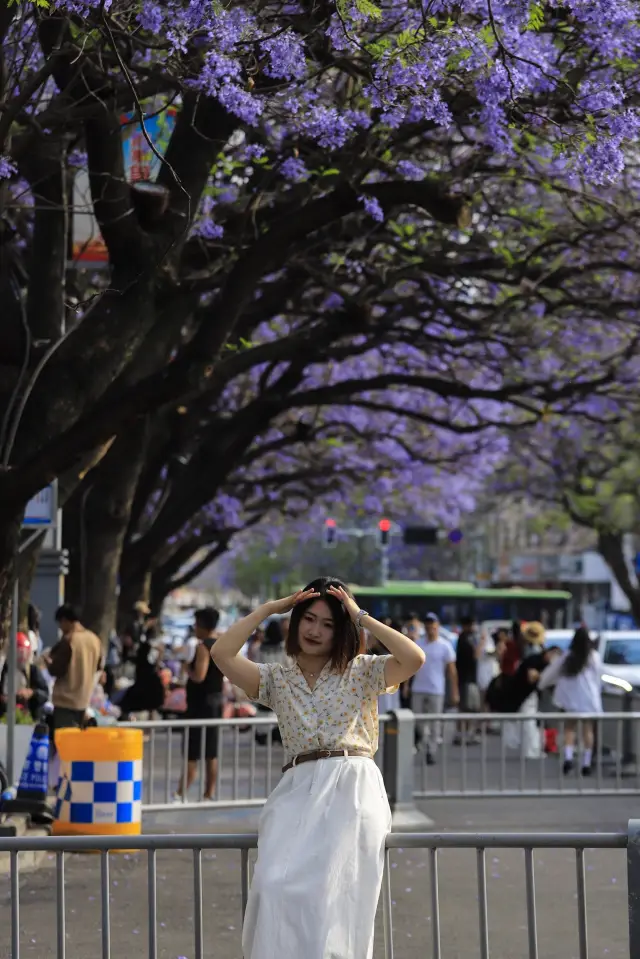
<box><xmin>2</xmin><ymin>0</ymin><xmax>640</xmax><ymax>630</ymax></box>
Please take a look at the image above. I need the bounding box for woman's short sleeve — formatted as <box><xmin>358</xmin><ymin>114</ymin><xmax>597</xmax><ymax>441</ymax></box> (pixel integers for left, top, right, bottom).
<box><xmin>356</xmin><ymin>654</ymin><xmax>397</xmax><ymax>696</ymax></box>
<box><xmin>253</xmin><ymin>663</ymin><xmax>275</xmax><ymax>709</ymax></box>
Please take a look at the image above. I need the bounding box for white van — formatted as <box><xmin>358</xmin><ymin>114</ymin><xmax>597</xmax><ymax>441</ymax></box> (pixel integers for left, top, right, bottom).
<box><xmin>598</xmin><ymin>631</ymin><xmax>640</xmax><ymax>690</ymax></box>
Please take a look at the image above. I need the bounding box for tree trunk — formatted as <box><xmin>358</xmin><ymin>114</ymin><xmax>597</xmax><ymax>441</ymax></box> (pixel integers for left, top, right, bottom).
<box><xmin>62</xmin><ymin>423</ymin><xmax>150</xmax><ymax>645</ymax></box>
<box><xmin>17</xmin><ymin>539</ymin><xmax>43</xmax><ymax>627</ymax></box>
<box><xmin>116</xmin><ymin>568</ymin><xmax>151</xmax><ymax>630</ymax></box>
<box><xmin>149</xmin><ymin>570</ymin><xmax>170</xmax><ymax>618</ymax></box>
<box><xmin>597</xmin><ymin>531</ymin><xmax>640</xmax><ymax>624</ymax></box>
<box><xmin>0</xmin><ymin>510</ymin><xmax>23</xmax><ymax>650</ymax></box>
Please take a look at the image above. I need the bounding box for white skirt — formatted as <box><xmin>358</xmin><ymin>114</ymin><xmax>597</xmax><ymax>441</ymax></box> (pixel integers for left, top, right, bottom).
<box><xmin>242</xmin><ymin>756</ymin><xmax>392</xmax><ymax>959</ymax></box>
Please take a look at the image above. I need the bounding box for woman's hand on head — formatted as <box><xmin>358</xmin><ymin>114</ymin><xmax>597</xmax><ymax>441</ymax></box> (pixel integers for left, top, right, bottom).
<box><xmin>264</xmin><ymin>588</ymin><xmax>320</xmax><ymax>617</ymax></box>
<box><xmin>326</xmin><ymin>584</ymin><xmax>359</xmax><ymax>622</ymax></box>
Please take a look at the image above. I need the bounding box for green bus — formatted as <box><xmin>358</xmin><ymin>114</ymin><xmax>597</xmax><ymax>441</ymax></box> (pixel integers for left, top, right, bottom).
<box><xmin>349</xmin><ymin>581</ymin><xmax>571</xmax><ymax>628</ymax></box>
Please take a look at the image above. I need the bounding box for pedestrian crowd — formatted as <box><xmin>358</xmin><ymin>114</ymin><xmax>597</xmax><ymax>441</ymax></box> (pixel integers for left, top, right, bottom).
<box><xmin>366</xmin><ymin>611</ymin><xmax>602</xmax><ymax>775</ymax></box>
<box><xmin>0</xmin><ymin>598</ymin><xmax>604</xmax><ymax>799</ymax></box>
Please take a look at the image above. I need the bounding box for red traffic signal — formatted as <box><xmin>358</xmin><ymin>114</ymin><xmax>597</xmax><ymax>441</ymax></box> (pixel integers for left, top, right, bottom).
<box><xmin>378</xmin><ymin>518</ymin><xmax>391</xmax><ymax>546</ymax></box>
<box><xmin>324</xmin><ymin>518</ymin><xmax>337</xmax><ymax>548</ymax></box>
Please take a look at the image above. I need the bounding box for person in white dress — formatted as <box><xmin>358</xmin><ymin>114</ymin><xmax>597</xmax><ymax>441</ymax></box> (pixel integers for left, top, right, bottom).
<box><xmin>211</xmin><ymin>576</ymin><xmax>425</xmax><ymax>959</ymax></box>
<box><xmin>538</xmin><ymin>626</ymin><xmax>602</xmax><ymax>775</ymax></box>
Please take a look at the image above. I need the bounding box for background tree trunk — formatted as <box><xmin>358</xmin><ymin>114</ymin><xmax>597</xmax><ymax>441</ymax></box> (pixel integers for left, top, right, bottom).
<box><xmin>17</xmin><ymin>540</ymin><xmax>43</xmax><ymax>626</ymax></box>
<box><xmin>149</xmin><ymin>570</ymin><xmax>170</xmax><ymax>618</ymax></box>
<box><xmin>597</xmin><ymin>531</ymin><xmax>640</xmax><ymax>624</ymax></box>
<box><xmin>117</xmin><ymin>569</ymin><xmax>151</xmax><ymax>630</ymax></box>
<box><xmin>61</xmin><ymin>422</ymin><xmax>149</xmax><ymax>644</ymax></box>
<box><xmin>0</xmin><ymin>512</ymin><xmax>24</xmax><ymax>650</ymax></box>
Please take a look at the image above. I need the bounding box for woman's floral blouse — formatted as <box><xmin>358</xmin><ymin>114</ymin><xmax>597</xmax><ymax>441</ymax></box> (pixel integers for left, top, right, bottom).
<box><xmin>254</xmin><ymin>654</ymin><xmax>395</xmax><ymax>764</ymax></box>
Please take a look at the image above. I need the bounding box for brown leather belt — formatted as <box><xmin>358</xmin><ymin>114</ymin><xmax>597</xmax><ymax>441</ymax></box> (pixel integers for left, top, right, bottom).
<box><xmin>282</xmin><ymin>748</ymin><xmax>372</xmax><ymax>774</ymax></box>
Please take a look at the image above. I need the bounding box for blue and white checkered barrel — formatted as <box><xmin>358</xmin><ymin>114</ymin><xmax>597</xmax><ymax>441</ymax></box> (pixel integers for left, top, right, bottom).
<box><xmin>53</xmin><ymin>728</ymin><xmax>144</xmax><ymax>836</ymax></box>
<box><xmin>55</xmin><ymin>758</ymin><xmax>143</xmax><ymax>826</ymax></box>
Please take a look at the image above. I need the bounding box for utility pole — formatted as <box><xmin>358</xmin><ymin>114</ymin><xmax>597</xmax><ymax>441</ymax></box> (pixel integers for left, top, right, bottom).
<box><xmin>380</xmin><ymin>544</ymin><xmax>390</xmax><ymax>586</ymax></box>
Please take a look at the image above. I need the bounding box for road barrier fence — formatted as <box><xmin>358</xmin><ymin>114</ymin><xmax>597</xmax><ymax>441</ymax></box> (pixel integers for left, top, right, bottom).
<box><xmin>129</xmin><ymin>706</ymin><xmax>640</xmax><ymax>812</ymax></box>
<box><xmin>2</xmin><ymin>823</ymin><xmax>639</xmax><ymax>958</ymax></box>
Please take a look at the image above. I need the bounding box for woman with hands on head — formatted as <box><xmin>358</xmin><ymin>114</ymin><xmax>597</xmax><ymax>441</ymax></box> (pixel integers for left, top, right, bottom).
<box><xmin>211</xmin><ymin>576</ymin><xmax>425</xmax><ymax>959</ymax></box>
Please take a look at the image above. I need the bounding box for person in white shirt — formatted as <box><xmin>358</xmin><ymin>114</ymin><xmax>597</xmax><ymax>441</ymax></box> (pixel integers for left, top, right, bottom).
<box><xmin>411</xmin><ymin>613</ymin><xmax>459</xmax><ymax>764</ymax></box>
<box><xmin>537</xmin><ymin>626</ymin><xmax>602</xmax><ymax>776</ymax></box>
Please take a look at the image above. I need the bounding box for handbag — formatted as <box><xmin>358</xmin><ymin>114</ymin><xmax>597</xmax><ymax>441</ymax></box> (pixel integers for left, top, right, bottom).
<box><xmin>47</xmin><ymin>638</ymin><xmax>72</xmax><ymax>679</ymax></box>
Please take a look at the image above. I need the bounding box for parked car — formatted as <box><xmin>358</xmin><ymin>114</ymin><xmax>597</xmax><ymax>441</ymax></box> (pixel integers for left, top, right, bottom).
<box><xmin>598</xmin><ymin>631</ymin><xmax>640</xmax><ymax>692</ymax></box>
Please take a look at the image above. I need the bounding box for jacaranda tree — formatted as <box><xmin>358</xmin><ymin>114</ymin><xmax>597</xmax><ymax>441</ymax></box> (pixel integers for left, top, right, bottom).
<box><xmin>1</xmin><ymin>0</ymin><xmax>639</xmax><ymax>633</ymax></box>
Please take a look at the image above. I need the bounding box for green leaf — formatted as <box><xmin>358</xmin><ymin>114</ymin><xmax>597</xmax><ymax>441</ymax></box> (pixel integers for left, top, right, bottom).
<box><xmin>354</xmin><ymin>0</ymin><xmax>382</xmax><ymax>20</ymax></box>
<box><xmin>447</xmin><ymin>48</ymin><xmax>472</xmax><ymax>71</ymax></box>
<box><xmin>337</xmin><ymin>0</ymin><xmax>382</xmax><ymax>21</ymax></box>
<box><xmin>527</xmin><ymin>3</ymin><xmax>545</xmax><ymax>31</ymax></box>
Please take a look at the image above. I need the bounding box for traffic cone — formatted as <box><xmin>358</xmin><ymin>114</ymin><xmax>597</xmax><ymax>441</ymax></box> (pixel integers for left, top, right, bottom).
<box><xmin>0</xmin><ymin>723</ymin><xmax>54</xmax><ymax>825</ymax></box>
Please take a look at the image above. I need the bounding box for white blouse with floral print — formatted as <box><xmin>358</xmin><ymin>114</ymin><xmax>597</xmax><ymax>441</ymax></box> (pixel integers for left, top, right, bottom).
<box><xmin>254</xmin><ymin>653</ymin><xmax>394</xmax><ymax>764</ymax></box>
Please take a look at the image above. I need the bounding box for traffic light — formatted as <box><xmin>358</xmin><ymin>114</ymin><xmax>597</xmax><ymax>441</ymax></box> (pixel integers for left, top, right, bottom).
<box><xmin>378</xmin><ymin>518</ymin><xmax>391</xmax><ymax>547</ymax></box>
<box><xmin>324</xmin><ymin>518</ymin><xmax>337</xmax><ymax>548</ymax></box>
<box><xmin>59</xmin><ymin>548</ymin><xmax>70</xmax><ymax>576</ymax></box>
<box><xmin>403</xmin><ymin>526</ymin><xmax>438</xmax><ymax>546</ymax></box>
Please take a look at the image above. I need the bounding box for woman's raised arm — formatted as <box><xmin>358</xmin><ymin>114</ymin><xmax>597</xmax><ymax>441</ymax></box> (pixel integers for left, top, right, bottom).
<box><xmin>211</xmin><ymin>589</ymin><xmax>319</xmax><ymax>698</ymax></box>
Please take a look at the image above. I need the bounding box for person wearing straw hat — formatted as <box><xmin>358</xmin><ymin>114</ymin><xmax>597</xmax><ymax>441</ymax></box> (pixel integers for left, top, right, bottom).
<box><xmin>502</xmin><ymin>621</ymin><xmax>546</xmax><ymax>759</ymax></box>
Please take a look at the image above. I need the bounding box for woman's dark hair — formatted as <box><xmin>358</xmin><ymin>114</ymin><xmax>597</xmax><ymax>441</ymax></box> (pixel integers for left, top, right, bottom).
<box><xmin>286</xmin><ymin>576</ymin><xmax>363</xmax><ymax>671</ymax></box>
<box><xmin>512</xmin><ymin>620</ymin><xmax>525</xmax><ymax>653</ymax></box>
<box><xmin>195</xmin><ymin>606</ymin><xmax>220</xmax><ymax>632</ymax></box>
<box><xmin>28</xmin><ymin>604</ymin><xmax>41</xmax><ymax>632</ymax></box>
<box><xmin>263</xmin><ymin>619</ymin><xmax>284</xmax><ymax>647</ymax></box>
<box><xmin>562</xmin><ymin>627</ymin><xmax>592</xmax><ymax>677</ymax></box>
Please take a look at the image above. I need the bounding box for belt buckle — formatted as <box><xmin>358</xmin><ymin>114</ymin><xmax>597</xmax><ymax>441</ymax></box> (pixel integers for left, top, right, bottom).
<box><xmin>318</xmin><ymin>749</ymin><xmax>332</xmax><ymax>760</ymax></box>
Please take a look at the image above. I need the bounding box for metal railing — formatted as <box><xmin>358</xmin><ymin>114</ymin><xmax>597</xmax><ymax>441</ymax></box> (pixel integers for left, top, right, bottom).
<box><xmin>126</xmin><ymin>709</ymin><xmax>640</xmax><ymax>811</ymax></box>
<box><xmin>1</xmin><ymin>824</ymin><xmax>636</xmax><ymax>959</ymax></box>
<box><xmin>130</xmin><ymin>713</ymin><xmax>389</xmax><ymax>811</ymax></box>
<box><xmin>412</xmin><ymin>710</ymin><xmax>640</xmax><ymax>798</ymax></box>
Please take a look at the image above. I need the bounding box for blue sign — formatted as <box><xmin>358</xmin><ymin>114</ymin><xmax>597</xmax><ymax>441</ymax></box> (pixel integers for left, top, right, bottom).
<box><xmin>23</xmin><ymin>484</ymin><xmax>57</xmax><ymax>528</ymax></box>
<box><xmin>17</xmin><ymin>725</ymin><xmax>50</xmax><ymax>800</ymax></box>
